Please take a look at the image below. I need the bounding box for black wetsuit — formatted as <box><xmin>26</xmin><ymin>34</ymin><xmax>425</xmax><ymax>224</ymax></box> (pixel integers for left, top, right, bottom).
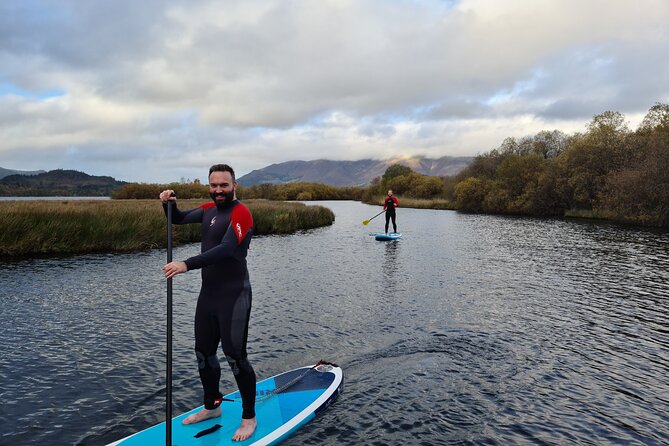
<box><xmin>384</xmin><ymin>196</ymin><xmax>399</xmax><ymax>233</ymax></box>
<box><xmin>165</xmin><ymin>199</ymin><xmax>256</xmax><ymax>419</ymax></box>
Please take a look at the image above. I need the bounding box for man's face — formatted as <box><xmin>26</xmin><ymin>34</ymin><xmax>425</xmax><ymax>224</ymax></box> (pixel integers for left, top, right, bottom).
<box><xmin>209</xmin><ymin>171</ymin><xmax>236</xmax><ymax>205</ymax></box>
<box><xmin>387</xmin><ymin>190</ymin><xmax>393</xmax><ymax>196</ymax></box>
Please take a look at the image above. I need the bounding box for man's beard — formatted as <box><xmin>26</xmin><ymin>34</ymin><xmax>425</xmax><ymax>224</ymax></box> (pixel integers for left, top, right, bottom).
<box><xmin>210</xmin><ymin>190</ymin><xmax>234</xmax><ymax>205</ymax></box>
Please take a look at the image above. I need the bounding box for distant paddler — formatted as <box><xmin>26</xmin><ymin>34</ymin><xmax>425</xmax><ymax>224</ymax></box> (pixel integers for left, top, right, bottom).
<box><xmin>383</xmin><ymin>189</ymin><xmax>399</xmax><ymax>234</ymax></box>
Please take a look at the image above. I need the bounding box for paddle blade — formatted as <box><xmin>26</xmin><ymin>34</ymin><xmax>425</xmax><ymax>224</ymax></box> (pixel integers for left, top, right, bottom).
<box><xmin>362</xmin><ymin>220</ymin><xmax>370</xmax><ymax>225</ymax></box>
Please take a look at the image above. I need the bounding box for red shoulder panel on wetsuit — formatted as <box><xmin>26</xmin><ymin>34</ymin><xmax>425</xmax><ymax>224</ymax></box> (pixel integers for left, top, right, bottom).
<box><xmin>199</xmin><ymin>202</ymin><xmax>216</xmax><ymax>210</ymax></box>
<box><xmin>230</xmin><ymin>203</ymin><xmax>253</xmax><ymax>244</ymax></box>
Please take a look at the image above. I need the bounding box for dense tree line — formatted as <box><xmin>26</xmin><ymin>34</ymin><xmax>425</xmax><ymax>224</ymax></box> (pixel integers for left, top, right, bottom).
<box><xmin>111</xmin><ymin>180</ymin><xmax>364</xmax><ymax>201</ymax></box>
<box><xmin>111</xmin><ymin>181</ymin><xmax>209</xmax><ymax>199</ymax></box>
<box><xmin>238</xmin><ymin>182</ymin><xmax>364</xmax><ymax>201</ymax></box>
<box><xmin>452</xmin><ymin>104</ymin><xmax>669</xmax><ymax>226</ymax></box>
<box><xmin>361</xmin><ymin>164</ymin><xmax>449</xmax><ymax>202</ymax></box>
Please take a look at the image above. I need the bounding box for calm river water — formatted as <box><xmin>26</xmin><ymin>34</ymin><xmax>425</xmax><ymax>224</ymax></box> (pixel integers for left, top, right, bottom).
<box><xmin>1</xmin><ymin>201</ymin><xmax>668</xmax><ymax>445</ymax></box>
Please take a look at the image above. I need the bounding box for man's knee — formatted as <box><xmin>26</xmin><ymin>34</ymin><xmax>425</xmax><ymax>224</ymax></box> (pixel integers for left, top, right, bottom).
<box><xmin>195</xmin><ymin>350</ymin><xmax>220</xmax><ymax>370</ymax></box>
<box><xmin>225</xmin><ymin>355</ymin><xmax>253</xmax><ymax>376</ymax></box>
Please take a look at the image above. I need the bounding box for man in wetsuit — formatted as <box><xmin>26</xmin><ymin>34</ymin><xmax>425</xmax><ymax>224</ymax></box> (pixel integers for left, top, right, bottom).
<box><xmin>383</xmin><ymin>189</ymin><xmax>399</xmax><ymax>234</ymax></box>
<box><xmin>160</xmin><ymin>164</ymin><xmax>256</xmax><ymax>442</ymax></box>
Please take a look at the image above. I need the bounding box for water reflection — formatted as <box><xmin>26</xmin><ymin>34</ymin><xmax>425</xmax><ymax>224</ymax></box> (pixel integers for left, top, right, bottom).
<box><xmin>381</xmin><ymin>240</ymin><xmax>399</xmax><ymax>293</ymax></box>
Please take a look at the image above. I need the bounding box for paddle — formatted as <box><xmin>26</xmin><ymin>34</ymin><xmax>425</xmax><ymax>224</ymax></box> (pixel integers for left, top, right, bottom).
<box><xmin>362</xmin><ymin>210</ymin><xmax>384</xmax><ymax>225</ymax></box>
<box><xmin>166</xmin><ymin>193</ymin><xmax>175</xmax><ymax>446</ymax></box>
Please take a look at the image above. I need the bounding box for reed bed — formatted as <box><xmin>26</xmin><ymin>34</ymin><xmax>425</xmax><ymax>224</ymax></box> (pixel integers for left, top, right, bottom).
<box><xmin>396</xmin><ymin>197</ymin><xmax>455</xmax><ymax>210</ymax></box>
<box><xmin>362</xmin><ymin>196</ymin><xmax>455</xmax><ymax>210</ymax></box>
<box><xmin>0</xmin><ymin>199</ymin><xmax>334</xmax><ymax>257</ymax></box>
<box><xmin>248</xmin><ymin>199</ymin><xmax>336</xmax><ymax>234</ymax></box>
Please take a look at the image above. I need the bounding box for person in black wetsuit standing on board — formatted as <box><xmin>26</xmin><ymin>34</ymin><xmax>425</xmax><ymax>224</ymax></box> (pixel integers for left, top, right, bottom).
<box><xmin>160</xmin><ymin>164</ymin><xmax>256</xmax><ymax>442</ymax></box>
<box><xmin>384</xmin><ymin>189</ymin><xmax>399</xmax><ymax>234</ymax></box>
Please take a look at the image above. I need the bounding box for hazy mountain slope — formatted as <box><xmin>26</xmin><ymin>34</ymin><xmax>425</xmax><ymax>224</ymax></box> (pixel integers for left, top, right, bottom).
<box><xmin>0</xmin><ymin>167</ymin><xmax>45</xmax><ymax>180</ymax></box>
<box><xmin>238</xmin><ymin>156</ymin><xmax>472</xmax><ymax>186</ymax></box>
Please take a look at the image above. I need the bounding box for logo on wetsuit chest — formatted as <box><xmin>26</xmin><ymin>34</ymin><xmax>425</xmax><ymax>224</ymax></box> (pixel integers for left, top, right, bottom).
<box><xmin>210</xmin><ymin>216</ymin><xmax>216</xmax><ymax>227</ymax></box>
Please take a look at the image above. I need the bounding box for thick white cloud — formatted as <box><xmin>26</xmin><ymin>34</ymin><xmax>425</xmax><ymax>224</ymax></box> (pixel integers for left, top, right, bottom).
<box><xmin>1</xmin><ymin>0</ymin><xmax>668</xmax><ymax>182</ymax></box>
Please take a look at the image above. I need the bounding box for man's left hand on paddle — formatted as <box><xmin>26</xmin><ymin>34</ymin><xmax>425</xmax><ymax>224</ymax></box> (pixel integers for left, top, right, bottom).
<box><xmin>163</xmin><ymin>261</ymin><xmax>187</xmax><ymax>278</ymax></box>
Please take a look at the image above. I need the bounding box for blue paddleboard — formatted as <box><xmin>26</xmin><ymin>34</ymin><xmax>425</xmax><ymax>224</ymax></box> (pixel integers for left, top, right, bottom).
<box><xmin>375</xmin><ymin>232</ymin><xmax>402</xmax><ymax>241</ymax></box>
<box><xmin>108</xmin><ymin>362</ymin><xmax>343</xmax><ymax>446</ymax></box>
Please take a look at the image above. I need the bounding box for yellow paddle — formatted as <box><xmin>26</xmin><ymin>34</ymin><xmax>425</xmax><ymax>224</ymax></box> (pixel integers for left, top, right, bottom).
<box><xmin>362</xmin><ymin>210</ymin><xmax>385</xmax><ymax>225</ymax></box>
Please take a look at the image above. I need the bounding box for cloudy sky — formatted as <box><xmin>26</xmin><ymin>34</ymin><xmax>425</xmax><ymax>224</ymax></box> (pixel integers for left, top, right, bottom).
<box><xmin>2</xmin><ymin>0</ymin><xmax>668</xmax><ymax>183</ymax></box>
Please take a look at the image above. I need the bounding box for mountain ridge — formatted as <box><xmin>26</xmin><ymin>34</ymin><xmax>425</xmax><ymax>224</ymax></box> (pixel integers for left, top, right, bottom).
<box><xmin>238</xmin><ymin>156</ymin><xmax>472</xmax><ymax>187</ymax></box>
<box><xmin>0</xmin><ymin>167</ymin><xmax>46</xmax><ymax>180</ymax></box>
<box><xmin>0</xmin><ymin>169</ymin><xmax>127</xmax><ymax>196</ymax></box>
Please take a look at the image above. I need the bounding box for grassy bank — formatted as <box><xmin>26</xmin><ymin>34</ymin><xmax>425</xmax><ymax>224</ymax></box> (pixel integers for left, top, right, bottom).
<box><xmin>0</xmin><ymin>199</ymin><xmax>334</xmax><ymax>257</ymax></box>
<box><xmin>362</xmin><ymin>196</ymin><xmax>456</xmax><ymax>210</ymax></box>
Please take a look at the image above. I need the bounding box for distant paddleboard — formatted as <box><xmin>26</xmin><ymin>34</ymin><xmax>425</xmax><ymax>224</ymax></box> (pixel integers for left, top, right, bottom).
<box><xmin>108</xmin><ymin>361</ymin><xmax>343</xmax><ymax>446</ymax></box>
<box><xmin>375</xmin><ymin>233</ymin><xmax>402</xmax><ymax>241</ymax></box>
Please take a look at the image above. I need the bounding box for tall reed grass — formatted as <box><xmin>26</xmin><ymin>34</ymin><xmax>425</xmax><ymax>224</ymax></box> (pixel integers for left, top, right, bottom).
<box><xmin>0</xmin><ymin>199</ymin><xmax>334</xmax><ymax>257</ymax></box>
<box><xmin>362</xmin><ymin>196</ymin><xmax>456</xmax><ymax>210</ymax></box>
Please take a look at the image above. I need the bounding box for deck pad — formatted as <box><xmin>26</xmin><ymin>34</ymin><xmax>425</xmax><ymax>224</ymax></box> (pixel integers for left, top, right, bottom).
<box><xmin>108</xmin><ymin>363</ymin><xmax>343</xmax><ymax>446</ymax></box>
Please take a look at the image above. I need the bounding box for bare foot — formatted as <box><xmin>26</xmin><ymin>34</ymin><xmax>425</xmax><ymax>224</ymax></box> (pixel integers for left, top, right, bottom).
<box><xmin>181</xmin><ymin>407</ymin><xmax>222</xmax><ymax>425</ymax></box>
<box><xmin>232</xmin><ymin>417</ymin><xmax>256</xmax><ymax>442</ymax></box>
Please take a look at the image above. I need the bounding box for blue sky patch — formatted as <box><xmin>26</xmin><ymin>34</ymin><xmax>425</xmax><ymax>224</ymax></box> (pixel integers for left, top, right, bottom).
<box><xmin>0</xmin><ymin>83</ymin><xmax>66</xmax><ymax>99</ymax></box>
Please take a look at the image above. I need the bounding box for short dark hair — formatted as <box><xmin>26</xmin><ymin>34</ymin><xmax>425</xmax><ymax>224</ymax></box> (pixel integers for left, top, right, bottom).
<box><xmin>209</xmin><ymin>164</ymin><xmax>235</xmax><ymax>182</ymax></box>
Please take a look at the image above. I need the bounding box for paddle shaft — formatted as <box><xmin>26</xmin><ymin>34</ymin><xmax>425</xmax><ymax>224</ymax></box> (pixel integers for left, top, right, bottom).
<box><xmin>365</xmin><ymin>209</ymin><xmax>385</xmax><ymax>224</ymax></box>
<box><xmin>166</xmin><ymin>199</ymin><xmax>173</xmax><ymax>446</ymax></box>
